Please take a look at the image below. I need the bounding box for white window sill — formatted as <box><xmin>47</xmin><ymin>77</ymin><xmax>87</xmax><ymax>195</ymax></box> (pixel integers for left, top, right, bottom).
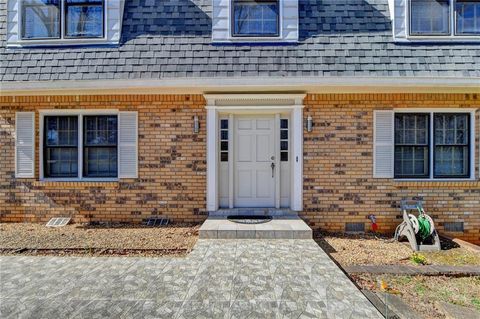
<box><xmin>394</xmin><ymin>178</ymin><xmax>477</xmax><ymax>182</ymax></box>
<box><xmin>7</xmin><ymin>38</ymin><xmax>118</xmax><ymax>48</ymax></box>
<box><xmin>212</xmin><ymin>37</ymin><xmax>298</xmax><ymax>44</ymax></box>
<box><xmin>39</xmin><ymin>178</ymin><xmax>119</xmax><ymax>182</ymax></box>
<box><xmin>395</xmin><ymin>36</ymin><xmax>480</xmax><ymax>43</ymax></box>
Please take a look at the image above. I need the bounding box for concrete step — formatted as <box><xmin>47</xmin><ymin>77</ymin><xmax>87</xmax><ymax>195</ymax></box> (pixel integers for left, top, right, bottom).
<box><xmin>209</xmin><ymin>208</ymin><xmax>298</xmax><ymax>217</ymax></box>
<box><xmin>199</xmin><ymin>216</ymin><xmax>312</xmax><ymax>239</ymax></box>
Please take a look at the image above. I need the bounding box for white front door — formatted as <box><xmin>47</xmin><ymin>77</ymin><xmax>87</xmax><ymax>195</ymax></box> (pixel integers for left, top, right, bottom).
<box><xmin>235</xmin><ymin>116</ymin><xmax>276</xmax><ymax>207</ymax></box>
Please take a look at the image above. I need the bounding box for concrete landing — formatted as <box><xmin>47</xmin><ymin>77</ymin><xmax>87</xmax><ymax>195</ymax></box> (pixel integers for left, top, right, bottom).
<box><xmin>199</xmin><ymin>216</ymin><xmax>312</xmax><ymax>239</ymax></box>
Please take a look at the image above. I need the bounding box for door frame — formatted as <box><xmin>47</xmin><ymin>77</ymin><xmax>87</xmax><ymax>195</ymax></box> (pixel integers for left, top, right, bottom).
<box><xmin>205</xmin><ymin>94</ymin><xmax>305</xmax><ymax>212</ymax></box>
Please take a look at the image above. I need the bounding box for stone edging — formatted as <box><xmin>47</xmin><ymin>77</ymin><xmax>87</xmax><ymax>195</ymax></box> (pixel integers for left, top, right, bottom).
<box><xmin>344</xmin><ymin>264</ymin><xmax>480</xmax><ymax>276</ymax></box>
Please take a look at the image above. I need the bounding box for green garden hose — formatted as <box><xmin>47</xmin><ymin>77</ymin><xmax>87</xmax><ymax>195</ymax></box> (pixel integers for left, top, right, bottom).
<box><xmin>417</xmin><ymin>215</ymin><xmax>431</xmax><ymax>240</ymax></box>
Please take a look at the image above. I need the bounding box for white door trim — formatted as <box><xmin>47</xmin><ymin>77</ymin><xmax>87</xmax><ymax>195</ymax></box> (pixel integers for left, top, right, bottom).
<box><xmin>205</xmin><ymin>94</ymin><xmax>305</xmax><ymax>212</ymax></box>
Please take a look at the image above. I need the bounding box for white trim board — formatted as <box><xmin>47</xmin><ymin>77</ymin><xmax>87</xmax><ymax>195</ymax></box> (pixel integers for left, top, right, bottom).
<box><xmin>205</xmin><ymin>94</ymin><xmax>304</xmax><ymax>212</ymax></box>
<box><xmin>2</xmin><ymin>76</ymin><xmax>480</xmax><ymax>96</ymax></box>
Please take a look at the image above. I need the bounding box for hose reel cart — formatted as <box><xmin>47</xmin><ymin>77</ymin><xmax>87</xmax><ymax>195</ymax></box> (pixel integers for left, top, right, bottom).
<box><xmin>394</xmin><ymin>200</ymin><xmax>441</xmax><ymax>252</ymax></box>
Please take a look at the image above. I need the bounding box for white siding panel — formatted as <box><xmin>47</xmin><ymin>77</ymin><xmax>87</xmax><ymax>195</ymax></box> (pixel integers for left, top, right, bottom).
<box><xmin>373</xmin><ymin>110</ymin><xmax>394</xmax><ymax>178</ymax></box>
<box><xmin>394</xmin><ymin>0</ymin><xmax>408</xmax><ymax>39</ymax></box>
<box><xmin>7</xmin><ymin>0</ymin><xmax>20</xmax><ymax>43</ymax></box>
<box><xmin>15</xmin><ymin>112</ymin><xmax>35</xmax><ymax>178</ymax></box>
<box><xmin>118</xmin><ymin>112</ymin><xmax>138</xmax><ymax>178</ymax></box>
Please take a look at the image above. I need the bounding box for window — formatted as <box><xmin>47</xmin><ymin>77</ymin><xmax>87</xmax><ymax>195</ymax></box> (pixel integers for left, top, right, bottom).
<box><xmin>220</xmin><ymin>119</ymin><xmax>229</xmax><ymax>162</ymax></box>
<box><xmin>65</xmin><ymin>0</ymin><xmax>104</xmax><ymax>38</ymax></box>
<box><xmin>21</xmin><ymin>0</ymin><xmax>61</xmax><ymax>39</ymax></box>
<box><xmin>20</xmin><ymin>0</ymin><xmax>104</xmax><ymax>40</ymax></box>
<box><xmin>394</xmin><ymin>112</ymin><xmax>471</xmax><ymax>179</ymax></box>
<box><xmin>394</xmin><ymin>114</ymin><xmax>430</xmax><ymax>178</ymax></box>
<box><xmin>456</xmin><ymin>0</ymin><xmax>480</xmax><ymax>34</ymax></box>
<box><xmin>232</xmin><ymin>0</ymin><xmax>279</xmax><ymax>37</ymax></box>
<box><xmin>434</xmin><ymin>113</ymin><xmax>470</xmax><ymax>177</ymax></box>
<box><xmin>280</xmin><ymin>119</ymin><xmax>289</xmax><ymax>162</ymax></box>
<box><xmin>409</xmin><ymin>0</ymin><xmax>480</xmax><ymax>36</ymax></box>
<box><xmin>410</xmin><ymin>0</ymin><xmax>451</xmax><ymax>35</ymax></box>
<box><xmin>43</xmin><ymin>114</ymin><xmax>118</xmax><ymax>179</ymax></box>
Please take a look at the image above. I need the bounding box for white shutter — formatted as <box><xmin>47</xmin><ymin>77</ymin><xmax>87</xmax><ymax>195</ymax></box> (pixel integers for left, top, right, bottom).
<box><xmin>373</xmin><ymin>110</ymin><xmax>394</xmax><ymax>178</ymax></box>
<box><xmin>15</xmin><ymin>112</ymin><xmax>35</xmax><ymax>178</ymax></box>
<box><xmin>118</xmin><ymin>111</ymin><xmax>138</xmax><ymax>178</ymax></box>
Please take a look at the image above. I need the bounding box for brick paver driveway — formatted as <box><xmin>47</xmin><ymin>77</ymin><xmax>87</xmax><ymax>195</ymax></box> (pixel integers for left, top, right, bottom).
<box><xmin>0</xmin><ymin>240</ymin><xmax>382</xmax><ymax>318</ymax></box>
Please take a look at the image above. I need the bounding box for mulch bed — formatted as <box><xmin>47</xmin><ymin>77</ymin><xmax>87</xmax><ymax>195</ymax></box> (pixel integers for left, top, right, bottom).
<box><xmin>0</xmin><ymin>222</ymin><xmax>199</xmax><ymax>257</ymax></box>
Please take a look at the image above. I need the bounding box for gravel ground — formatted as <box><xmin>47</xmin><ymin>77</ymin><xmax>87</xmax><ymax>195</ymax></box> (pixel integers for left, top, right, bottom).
<box><xmin>314</xmin><ymin>231</ymin><xmax>412</xmax><ymax>267</ymax></box>
<box><xmin>353</xmin><ymin>274</ymin><xmax>480</xmax><ymax>319</ymax></box>
<box><xmin>0</xmin><ymin>222</ymin><xmax>199</xmax><ymax>257</ymax></box>
<box><xmin>314</xmin><ymin>231</ymin><xmax>480</xmax><ymax>267</ymax></box>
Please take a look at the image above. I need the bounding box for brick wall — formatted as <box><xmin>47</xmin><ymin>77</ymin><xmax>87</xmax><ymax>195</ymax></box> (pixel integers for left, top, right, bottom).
<box><xmin>0</xmin><ymin>93</ymin><xmax>479</xmax><ymax>243</ymax></box>
<box><xmin>303</xmin><ymin>93</ymin><xmax>480</xmax><ymax>244</ymax></box>
<box><xmin>0</xmin><ymin>95</ymin><xmax>207</xmax><ymax>223</ymax></box>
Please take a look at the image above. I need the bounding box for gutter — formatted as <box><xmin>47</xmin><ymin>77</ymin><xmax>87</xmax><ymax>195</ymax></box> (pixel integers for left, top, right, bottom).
<box><xmin>1</xmin><ymin>76</ymin><xmax>480</xmax><ymax>96</ymax></box>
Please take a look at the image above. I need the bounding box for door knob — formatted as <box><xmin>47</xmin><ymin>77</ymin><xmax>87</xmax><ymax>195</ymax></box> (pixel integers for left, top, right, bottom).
<box><xmin>271</xmin><ymin>162</ymin><xmax>275</xmax><ymax>178</ymax></box>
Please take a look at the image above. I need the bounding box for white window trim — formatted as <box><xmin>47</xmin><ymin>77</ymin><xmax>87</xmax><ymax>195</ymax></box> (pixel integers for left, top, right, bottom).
<box><xmin>15</xmin><ymin>0</ymin><xmax>109</xmax><ymax>47</ymax></box>
<box><xmin>393</xmin><ymin>108</ymin><xmax>477</xmax><ymax>181</ymax></box>
<box><xmin>39</xmin><ymin>109</ymin><xmax>119</xmax><ymax>182</ymax></box>
<box><xmin>405</xmin><ymin>0</ymin><xmax>480</xmax><ymax>41</ymax></box>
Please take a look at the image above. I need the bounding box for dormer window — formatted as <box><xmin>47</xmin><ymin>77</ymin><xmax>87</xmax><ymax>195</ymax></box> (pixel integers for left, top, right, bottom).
<box><xmin>212</xmin><ymin>0</ymin><xmax>298</xmax><ymax>43</ymax></box>
<box><xmin>232</xmin><ymin>0</ymin><xmax>279</xmax><ymax>37</ymax></box>
<box><xmin>409</xmin><ymin>0</ymin><xmax>480</xmax><ymax>36</ymax></box>
<box><xmin>8</xmin><ymin>0</ymin><xmax>122</xmax><ymax>47</ymax></box>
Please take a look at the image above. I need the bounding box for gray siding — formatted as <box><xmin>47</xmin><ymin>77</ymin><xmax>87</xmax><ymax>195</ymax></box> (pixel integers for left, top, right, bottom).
<box><xmin>1</xmin><ymin>0</ymin><xmax>480</xmax><ymax>82</ymax></box>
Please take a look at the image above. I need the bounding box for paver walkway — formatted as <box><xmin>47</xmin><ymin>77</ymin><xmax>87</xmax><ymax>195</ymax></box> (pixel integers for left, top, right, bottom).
<box><xmin>0</xmin><ymin>239</ymin><xmax>382</xmax><ymax>318</ymax></box>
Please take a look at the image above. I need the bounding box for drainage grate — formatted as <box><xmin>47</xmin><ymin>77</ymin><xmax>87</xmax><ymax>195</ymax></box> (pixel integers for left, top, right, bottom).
<box><xmin>144</xmin><ymin>217</ymin><xmax>169</xmax><ymax>227</ymax></box>
<box><xmin>444</xmin><ymin>222</ymin><xmax>464</xmax><ymax>232</ymax></box>
<box><xmin>227</xmin><ymin>215</ymin><xmax>273</xmax><ymax>224</ymax></box>
<box><xmin>345</xmin><ymin>222</ymin><xmax>365</xmax><ymax>233</ymax></box>
<box><xmin>46</xmin><ymin>218</ymin><xmax>71</xmax><ymax>228</ymax></box>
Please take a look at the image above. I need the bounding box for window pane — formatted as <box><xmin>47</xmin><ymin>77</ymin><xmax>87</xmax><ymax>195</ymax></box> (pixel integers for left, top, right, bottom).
<box><xmin>280</xmin><ymin>152</ymin><xmax>289</xmax><ymax>162</ymax></box>
<box><xmin>84</xmin><ymin>116</ymin><xmax>117</xmax><ymax>146</ymax></box>
<box><xmin>45</xmin><ymin>116</ymin><xmax>78</xmax><ymax>146</ymax></box>
<box><xmin>394</xmin><ymin>146</ymin><xmax>429</xmax><ymax>177</ymax></box>
<box><xmin>221</xmin><ymin>152</ymin><xmax>229</xmax><ymax>162</ymax></box>
<box><xmin>456</xmin><ymin>1</ymin><xmax>480</xmax><ymax>34</ymax></box>
<box><xmin>434</xmin><ymin>114</ymin><xmax>470</xmax><ymax>177</ymax></box>
<box><xmin>220</xmin><ymin>119</ymin><xmax>228</xmax><ymax>130</ymax></box>
<box><xmin>221</xmin><ymin>130</ymin><xmax>228</xmax><ymax>140</ymax></box>
<box><xmin>233</xmin><ymin>1</ymin><xmax>279</xmax><ymax>36</ymax></box>
<box><xmin>84</xmin><ymin>147</ymin><xmax>117</xmax><ymax>177</ymax></box>
<box><xmin>221</xmin><ymin>141</ymin><xmax>228</xmax><ymax>151</ymax></box>
<box><xmin>410</xmin><ymin>0</ymin><xmax>450</xmax><ymax>35</ymax></box>
<box><xmin>280</xmin><ymin>130</ymin><xmax>288</xmax><ymax>140</ymax></box>
<box><xmin>22</xmin><ymin>0</ymin><xmax>60</xmax><ymax>39</ymax></box>
<box><xmin>280</xmin><ymin>119</ymin><xmax>288</xmax><ymax>129</ymax></box>
<box><xmin>394</xmin><ymin>114</ymin><xmax>429</xmax><ymax>145</ymax></box>
<box><xmin>46</xmin><ymin>148</ymin><xmax>78</xmax><ymax>177</ymax></box>
<box><xmin>65</xmin><ymin>0</ymin><xmax>104</xmax><ymax>38</ymax></box>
